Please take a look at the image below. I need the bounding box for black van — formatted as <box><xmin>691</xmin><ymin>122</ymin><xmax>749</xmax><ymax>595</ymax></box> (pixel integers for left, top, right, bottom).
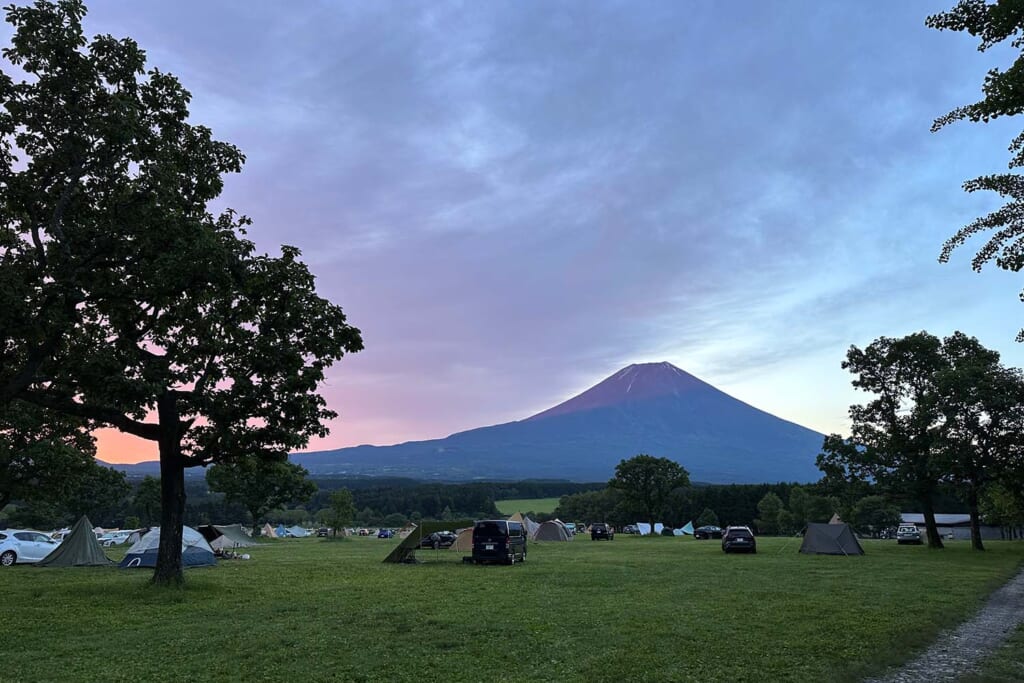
<box><xmin>469</xmin><ymin>519</ymin><xmax>527</xmax><ymax>565</ymax></box>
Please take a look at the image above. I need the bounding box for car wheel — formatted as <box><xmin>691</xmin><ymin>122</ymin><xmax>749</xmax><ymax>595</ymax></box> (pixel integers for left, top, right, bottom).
<box><xmin>1</xmin><ymin>550</ymin><xmax>16</xmax><ymax>566</ymax></box>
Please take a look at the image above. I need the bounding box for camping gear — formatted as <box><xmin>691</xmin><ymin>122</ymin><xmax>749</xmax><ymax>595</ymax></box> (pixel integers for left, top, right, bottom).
<box><xmin>449</xmin><ymin>527</ymin><xmax>473</xmax><ymax>552</ymax></box>
<box><xmin>275</xmin><ymin>524</ymin><xmax>288</xmax><ymax>538</ymax></box>
<box><xmin>36</xmin><ymin>516</ymin><xmax>112</xmax><ymax>567</ymax></box>
<box><xmin>533</xmin><ymin>520</ymin><xmax>572</xmax><ymax>541</ymax></box>
<box><xmin>799</xmin><ymin>522</ymin><xmax>864</xmax><ymax>556</ymax></box>
<box><xmin>635</xmin><ymin>523</ymin><xmax>665</xmax><ymax>536</ymax></box>
<box><xmin>261</xmin><ymin>523</ymin><xmax>277</xmax><ymax>538</ymax></box>
<box><xmin>119</xmin><ymin>526</ymin><xmax>216</xmax><ymax>568</ymax></box>
<box><xmin>197</xmin><ymin>524</ymin><xmax>256</xmax><ymax>550</ymax></box>
<box><xmin>523</xmin><ymin>515</ymin><xmax>541</xmax><ymax>539</ymax></box>
<box><xmin>383</xmin><ymin>519</ymin><xmax>476</xmax><ymax>564</ymax></box>
<box><xmin>287</xmin><ymin>526</ymin><xmax>308</xmax><ymax>538</ymax></box>
<box><xmin>673</xmin><ymin>521</ymin><xmax>695</xmax><ymax>536</ymax></box>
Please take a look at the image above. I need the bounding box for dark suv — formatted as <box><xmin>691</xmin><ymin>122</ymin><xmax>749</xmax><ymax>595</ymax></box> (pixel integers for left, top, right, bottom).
<box><xmin>468</xmin><ymin>520</ymin><xmax>526</xmax><ymax>564</ymax></box>
<box><xmin>590</xmin><ymin>523</ymin><xmax>614</xmax><ymax>541</ymax></box>
<box><xmin>722</xmin><ymin>526</ymin><xmax>757</xmax><ymax>554</ymax></box>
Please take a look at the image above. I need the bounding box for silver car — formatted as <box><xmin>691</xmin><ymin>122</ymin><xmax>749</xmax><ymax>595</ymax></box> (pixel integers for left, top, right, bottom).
<box><xmin>896</xmin><ymin>524</ymin><xmax>922</xmax><ymax>545</ymax></box>
<box><xmin>0</xmin><ymin>529</ymin><xmax>60</xmax><ymax>566</ymax></box>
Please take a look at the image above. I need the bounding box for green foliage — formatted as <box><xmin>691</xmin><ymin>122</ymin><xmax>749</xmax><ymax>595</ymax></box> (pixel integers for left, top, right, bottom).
<box><xmin>0</xmin><ymin>0</ymin><xmax>361</xmax><ymax>582</ymax></box>
<box><xmin>929</xmin><ymin>3</ymin><xmax>1024</xmax><ymax>339</ymax></box>
<box><xmin>754</xmin><ymin>492</ymin><xmax>784</xmax><ymax>535</ymax></box>
<box><xmin>695</xmin><ymin>507</ymin><xmax>719</xmax><ymax>527</ymax></box>
<box><xmin>608</xmin><ymin>454</ymin><xmax>690</xmax><ymax>533</ymax></box>
<box><xmin>328</xmin><ymin>488</ymin><xmax>355</xmax><ymax>536</ymax></box>
<box><xmin>851</xmin><ymin>495</ymin><xmax>902</xmax><ymax>537</ymax></box>
<box><xmin>206</xmin><ymin>458</ymin><xmax>316</xmax><ymax>535</ymax></box>
<box><xmin>132</xmin><ymin>476</ymin><xmax>161</xmax><ymax>527</ymax></box>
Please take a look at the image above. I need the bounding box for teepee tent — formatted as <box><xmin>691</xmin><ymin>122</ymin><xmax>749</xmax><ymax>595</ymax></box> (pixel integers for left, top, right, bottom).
<box><xmin>198</xmin><ymin>524</ymin><xmax>256</xmax><ymax>550</ymax></box>
<box><xmin>261</xmin><ymin>523</ymin><xmax>278</xmax><ymax>538</ymax></box>
<box><xmin>799</xmin><ymin>523</ymin><xmax>864</xmax><ymax>556</ymax></box>
<box><xmin>523</xmin><ymin>516</ymin><xmax>541</xmax><ymax>539</ymax></box>
<box><xmin>119</xmin><ymin>526</ymin><xmax>216</xmax><ymax>568</ymax></box>
<box><xmin>449</xmin><ymin>527</ymin><xmax>473</xmax><ymax>552</ymax></box>
<box><xmin>36</xmin><ymin>516</ymin><xmax>113</xmax><ymax>567</ymax></box>
<box><xmin>533</xmin><ymin>520</ymin><xmax>572</xmax><ymax>541</ymax></box>
<box><xmin>507</xmin><ymin>512</ymin><xmax>525</xmax><ymax>524</ymax></box>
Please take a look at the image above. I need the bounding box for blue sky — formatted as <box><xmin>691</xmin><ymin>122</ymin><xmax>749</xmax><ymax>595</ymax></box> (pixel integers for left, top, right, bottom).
<box><xmin>51</xmin><ymin>2</ymin><xmax>1024</xmax><ymax>461</ymax></box>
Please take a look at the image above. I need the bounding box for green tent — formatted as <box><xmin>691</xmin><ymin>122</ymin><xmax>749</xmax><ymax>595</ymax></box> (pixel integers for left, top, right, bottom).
<box><xmin>36</xmin><ymin>516</ymin><xmax>113</xmax><ymax>567</ymax></box>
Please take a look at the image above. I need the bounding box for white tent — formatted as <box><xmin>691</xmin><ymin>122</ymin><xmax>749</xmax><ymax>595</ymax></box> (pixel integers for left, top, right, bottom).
<box><xmin>286</xmin><ymin>526</ymin><xmax>308</xmax><ymax>538</ymax></box>
<box><xmin>119</xmin><ymin>526</ymin><xmax>215</xmax><ymax>568</ymax></box>
<box><xmin>636</xmin><ymin>523</ymin><xmax>665</xmax><ymax>536</ymax></box>
<box><xmin>261</xmin><ymin>523</ymin><xmax>278</xmax><ymax>538</ymax></box>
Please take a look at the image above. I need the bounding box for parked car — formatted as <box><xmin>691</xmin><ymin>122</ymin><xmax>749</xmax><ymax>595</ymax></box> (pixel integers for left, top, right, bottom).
<box><xmin>590</xmin><ymin>522</ymin><xmax>614</xmax><ymax>541</ymax></box>
<box><xmin>0</xmin><ymin>529</ymin><xmax>59</xmax><ymax>566</ymax></box>
<box><xmin>377</xmin><ymin>529</ymin><xmax>394</xmax><ymax>539</ymax></box>
<box><xmin>316</xmin><ymin>527</ymin><xmax>329</xmax><ymax>537</ymax></box>
<box><xmin>98</xmin><ymin>530</ymin><xmax>132</xmax><ymax>547</ymax></box>
<box><xmin>419</xmin><ymin>531</ymin><xmax>457</xmax><ymax>549</ymax></box>
<box><xmin>694</xmin><ymin>525</ymin><xmax>723</xmax><ymax>540</ymax></box>
<box><xmin>621</xmin><ymin>524</ymin><xmax>640</xmax><ymax>535</ymax></box>
<box><xmin>896</xmin><ymin>524</ymin><xmax>922</xmax><ymax>545</ymax></box>
<box><xmin>564</xmin><ymin>522</ymin><xmax>577</xmax><ymax>535</ymax></box>
<box><xmin>467</xmin><ymin>519</ymin><xmax>526</xmax><ymax>564</ymax></box>
<box><xmin>721</xmin><ymin>526</ymin><xmax>757</xmax><ymax>554</ymax></box>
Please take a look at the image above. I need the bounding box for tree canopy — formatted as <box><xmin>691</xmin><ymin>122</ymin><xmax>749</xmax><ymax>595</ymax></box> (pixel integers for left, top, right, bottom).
<box><xmin>0</xmin><ymin>0</ymin><xmax>362</xmax><ymax>584</ymax></box>
<box><xmin>608</xmin><ymin>454</ymin><xmax>690</xmax><ymax>535</ymax></box>
<box><xmin>207</xmin><ymin>459</ymin><xmax>317</xmax><ymax>536</ymax></box>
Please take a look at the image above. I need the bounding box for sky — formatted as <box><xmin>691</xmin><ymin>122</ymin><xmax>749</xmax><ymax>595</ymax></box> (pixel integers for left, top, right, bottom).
<box><xmin>35</xmin><ymin>1</ymin><xmax>1024</xmax><ymax>464</ymax></box>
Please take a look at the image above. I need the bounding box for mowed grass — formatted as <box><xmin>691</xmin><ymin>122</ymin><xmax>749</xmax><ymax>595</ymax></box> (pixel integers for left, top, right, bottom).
<box><xmin>494</xmin><ymin>497</ymin><xmax>561</xmax><ymax>514</ymax></box>
<box><xmin>1</xmin><ymin>537</ymin><xmax>1022</xmax><ymax>682</ymax></box>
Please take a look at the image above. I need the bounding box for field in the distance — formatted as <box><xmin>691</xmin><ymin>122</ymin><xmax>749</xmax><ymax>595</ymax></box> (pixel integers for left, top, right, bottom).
<box><xmin>494</xmin><ymin>497</ymin><xmax>560</xmax><ymax>514</ymax></box>
<box><xmin>2</xmin><ymin>536</ymin><xmax>1023</xmax><ymax>682</ymax></box>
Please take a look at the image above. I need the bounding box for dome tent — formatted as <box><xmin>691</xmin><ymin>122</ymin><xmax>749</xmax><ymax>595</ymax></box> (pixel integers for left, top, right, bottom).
<box><xmin>119</xmin><ymin>526</ymin><xmax>216</xmax><ymax>568</ymax></box>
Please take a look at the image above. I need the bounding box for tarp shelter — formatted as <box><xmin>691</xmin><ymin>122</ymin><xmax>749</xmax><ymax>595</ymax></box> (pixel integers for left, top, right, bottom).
<box><xmin>636</xmin><ymin>523</ymin><xmax>665</xmax><ymax>536</ymax></box>
<box><xmin>799</xmin><ymin>522</ymin><xmax>865</xmax><ymax>556</ymax></box>
<box><xmin>119</xmin><ymin>526</ymin><xmax>216</xmax><ymax>568</ymax></box>
<box><xmin>533</xmin><ymin>520</ymin><xmax>572</xmax><ymax>541</ymax></box>
<box><xmin>287</xmin><ymin>526</ymin><xmax>308</xmax><ymax>538</ymax></box>
<box><xmin>198</xmin><ymin>524</ymin><xmax>256</xmax><ymax>550</ymax></box>
<box><xmin>673</xmin><ymin>521</ymin><xmax>694</xmax><ymax>536</ymax></box>
<box><xmin>383</xmin><ymin>519</ymin><xmax>476</xmax><ymax>564</ymax></box>
<box><xmin>36</xmin><ymin>516</ymin><xmax>113</xmax><ymax>567</ymax></box>
<box><xmin>261</xmin><ymin>523</ymin><xmax>277</xmax><ymax>539</ymax></box>
<box><xmin>449</xmin><ymin>527</ymin><xmax>473</xmax><ymax>552</ymax></box>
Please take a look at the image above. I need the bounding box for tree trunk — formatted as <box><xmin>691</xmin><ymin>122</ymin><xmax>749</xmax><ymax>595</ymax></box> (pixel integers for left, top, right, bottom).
<box><xmin>921</xmin><ymin>494</ymin><xmax>944</xmax><ymax>549</ymax></box>
<box><xmin>153</xmin><ymin>392</ymin><xmax>186</xmax><ymax>586</ymax></box>
<box><xmin>968</xmin><ymin>487</ymin><xmax>984</xmax><ymax>551</ymax></box>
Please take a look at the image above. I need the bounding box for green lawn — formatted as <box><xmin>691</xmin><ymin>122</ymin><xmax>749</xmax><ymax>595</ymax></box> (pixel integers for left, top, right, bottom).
<box><xmin>495</xmin><ymin>497</ymin><xmax>561</xmax><ymax>515</ymax></box>
<box><xmin>1</xmin><ymin>536</ymin><xmax>1022</xmax><ymax>682</ymax></box>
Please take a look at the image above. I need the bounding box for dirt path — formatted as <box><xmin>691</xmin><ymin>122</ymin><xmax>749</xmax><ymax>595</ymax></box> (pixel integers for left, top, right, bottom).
<box><xmin>865</xmin><ymin>567</ymin><xmax>1024</xmax><ymax>683</ymax></box>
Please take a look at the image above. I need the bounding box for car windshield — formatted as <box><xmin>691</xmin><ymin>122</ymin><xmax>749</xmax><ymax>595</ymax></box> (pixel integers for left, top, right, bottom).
<box><xmin>474</xmin><ymin>522</ymin><xmax>505</xmax><ymax>537</ymax></box>
<box><xmin>729</xmin><ymin>530</ymin><xmax>753</xmax><ymax>538</ymax></box>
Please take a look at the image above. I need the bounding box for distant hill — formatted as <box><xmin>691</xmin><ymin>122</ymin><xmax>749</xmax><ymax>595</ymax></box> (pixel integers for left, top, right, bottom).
<box><xmin>289</xmin><ymin>362</ymin><xmax>826</xmax><ymax>483</ymax></box>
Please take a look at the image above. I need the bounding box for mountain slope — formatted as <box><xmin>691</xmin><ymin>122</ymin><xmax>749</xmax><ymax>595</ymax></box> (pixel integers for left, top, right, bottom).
<box><xmin>291</xmin><ymin>362</ymin><xmax>825</xmax><ymax>483</ymax></box>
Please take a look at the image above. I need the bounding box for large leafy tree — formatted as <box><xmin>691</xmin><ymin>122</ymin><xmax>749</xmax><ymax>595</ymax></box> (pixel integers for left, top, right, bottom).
<box><xmin>818</xmin><ymin>333</ymin><xmax>949</xmax><ymax>548</ymax></box>
<box><xmin>0</xmin><ymin>1</ymin><xmax>362</xmax><ymax>584</ymax></box>
<box><xmin>327</xmin><ymin>488</ymin><xmax>356</xmax><ymax>538</ymax></box>
<box><xmin>0</xmin><ymin>401</ymin><xmax>95</xmax><ymax>511</ymax></box>
<box><xmin>206</xmin><ymin>458</ymin><xmax>317</xmax><ymax>537</ymax></box>
<box><xmin>934</xmin><ymin>332</ymin><xmax>1024</xmax><ymax>549</ymax></box>
<box><xmin>608</xmin><ymin>454</ymin><xmax>689</xmax><ymax>536</ymax></box>
<box><xmin>929</xmin><ymin>3</ymin><xmax>1024</xmax><ymax>336</ymax></box>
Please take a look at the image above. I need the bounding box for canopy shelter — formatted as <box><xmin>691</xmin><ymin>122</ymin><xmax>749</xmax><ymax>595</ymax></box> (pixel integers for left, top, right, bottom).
<box><xmin>382</xmin><ymin>519</ymin><xmax>476</xmax><ymax>563</ymax></box>
<box><xmin>120</xmin><ymin>526</ymin><xmax>216</xmax><ymax>568</ymax></box>
<box><xmin>799</xmin><ymin>523</ymin><xmax>865</xmax><ymax>556</ymax></box>
<box><xmin>36</xmin><ymin>516</ymin><xmax>112</xmax><ymax>567</ymax></box>
<box><xmin>198</xmin><ymin>524</ymin><xmax>256</xmax><ymax>550</ymax></box>
<box><xmin>533</xmin><ymin>520</ymin><xmax>572</xmax><ymax>541</ymax></box>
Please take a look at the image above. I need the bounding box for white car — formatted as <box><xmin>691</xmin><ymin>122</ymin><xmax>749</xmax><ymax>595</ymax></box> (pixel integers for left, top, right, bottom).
<box><xmin>0</xmin><ymin>529</ymin><xmax>60</xmax><ymax>566</ymax></box>
<box><xmin>97</xmin><ymin>531</ymin><xmax>132</xmax><ymax>547</ymax></box>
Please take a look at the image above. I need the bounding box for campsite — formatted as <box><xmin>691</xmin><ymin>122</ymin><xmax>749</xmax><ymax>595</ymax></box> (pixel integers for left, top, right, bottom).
<box><xmin>2</xmin><ymin>533</ymin><xmax>1023</xmax><ymax>682</ymax></box>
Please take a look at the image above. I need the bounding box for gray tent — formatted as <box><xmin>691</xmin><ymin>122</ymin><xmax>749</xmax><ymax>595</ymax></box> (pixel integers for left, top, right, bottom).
<box><xmin>533</xmin><ymin>520</ymin><xmax>572</xmax><ymax>541</ymax></box>
<box><xmin>799</xmin><ymin>522</ymin><xmax>864</xmax><ymax>556</ymax></box>
<box><xmin>198</xmin><ymin>524</ymin><xmax>257</xmax><ymax>550</ymax></box>
<box><xmin>36</xmin><ymin>516</ymin><xmax>113</xmax><ymax>567</ymax></box>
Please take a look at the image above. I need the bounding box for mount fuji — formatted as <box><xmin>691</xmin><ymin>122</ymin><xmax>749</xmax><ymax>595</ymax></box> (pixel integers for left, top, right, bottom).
<box><xmin>291</xmin><ymin>362</ymin><xmax>826</xmax><ymax>483</ymax></box>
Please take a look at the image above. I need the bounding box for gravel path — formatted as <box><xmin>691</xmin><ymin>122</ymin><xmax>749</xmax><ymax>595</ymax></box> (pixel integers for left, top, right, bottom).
<box><xmin>865</xmin><ymin>567</ymin><xmax>1024</xmax><ymax>683</ymax></box>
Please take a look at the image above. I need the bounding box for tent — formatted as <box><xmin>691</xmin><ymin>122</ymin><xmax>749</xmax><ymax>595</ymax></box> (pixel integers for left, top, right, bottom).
<box><xmin>261</xmin><ymin>523</ymin><xmax>278</xmax><ymax>539</ymax></box>
<box><xmin>36</xmin><ymin>516</ymin><xmax>113</xmax><ymax>567</ymax></box>
<box><xmin>829</xmin><ymin>513</ymin><xmax>844</xmax><ymax>525</ymax></box>
<box><xmin>636</xmin><ymin>523</ymin><xmax>665</xmax><ymax>536</ymax></box>
<box><xmin>523</xmin><ymin>515</ymin><xmax>541</xmax><ymax>539</ymax></box>
<box><xmin>673</xmin><ymin>521</ymin><xmax>695</xmax><ymax>536</ymax></box>
<box><xmin>799</xmin><ymin>522</ymin><xmax>865</xmax><ymax>556</ymax></box>
<box><xmin>275</xmin><ymin>524</ymin><xmax>289</xmax><ymax>538</ymax></box>
<box><xmin>507</xmin><ymin>512</ymin><xmax>525</xmax><ymax>524</ymax></box>
<box><xmin>533</xmin><ymin>520</ymin><xmax>572</xmax><ymax>541</ymax></box>
<box><xmin>198</xmin><ymin>524</ymin><xmax>257</xmax><ymax>551</ymax></box>
<box><xmin>287</xmin><ymin>526</ymin><xmax>308</xmax><ymax>538</ymax></box>
<box><xmin>126</xmin><ymin>527</ymin><xmax>150</xmax><ymax>545</ymax></box>
<box><xmin>119</xmin><ymin>526</ymin><xmax>216</xmax><ymax>568</ymax></box>
<box><xmin>449</xmin><ymin>527</ymin><xmax>473</xmax><ymax>552</ymax></box>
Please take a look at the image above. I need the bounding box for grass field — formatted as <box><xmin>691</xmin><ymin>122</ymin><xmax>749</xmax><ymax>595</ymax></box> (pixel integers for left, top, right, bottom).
<box><xmin>494</xmin><ymin>497</ymin><xmax>561</xmax><ymax>514</ymax></box>
<box><xmin>2</xmin><ymin>536</ymin><xmax>1022</xmax><ymax>682</ymax></box>
<box><xmin>964</xmin><ymin>624</ymin><xmax>1024</xmax><ymax>682</ymax></box>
